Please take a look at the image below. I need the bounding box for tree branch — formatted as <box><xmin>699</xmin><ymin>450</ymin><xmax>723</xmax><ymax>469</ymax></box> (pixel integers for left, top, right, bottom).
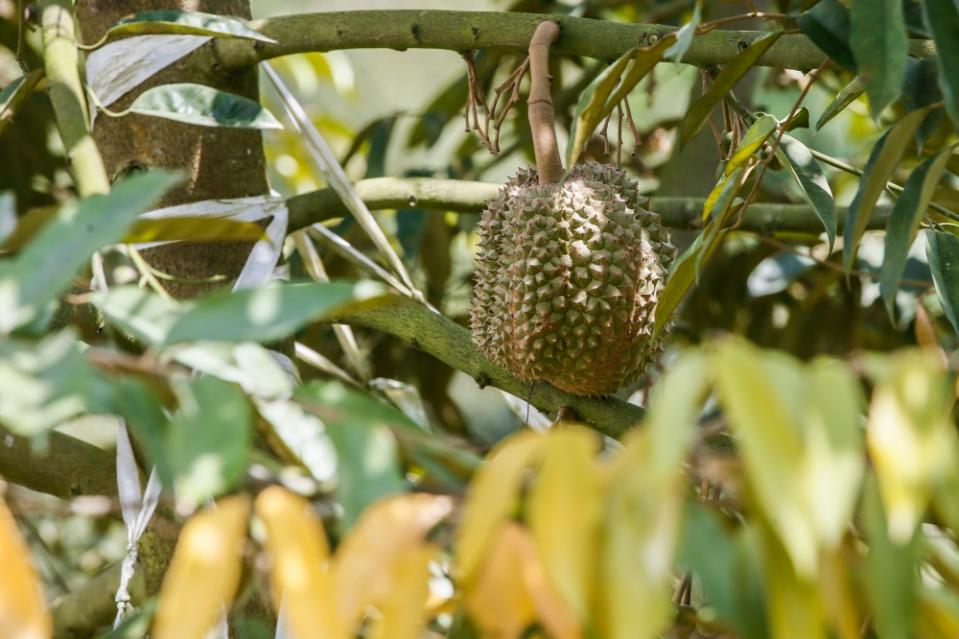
<box><xmin>39</xmin><ymin>0</ymin><xmax>109</xmax><ymax>197</ymax></box>
<box><xmin>332</xmin><ymin>299</ymin><xmax>646</xmax><ymax>438</ymax></box>
<box><xmin>286</xmin><ymin>177</ymin><xmax>891</xmax><ymax>234</ymax></box>
<box><xmin>213</xmin><ymin>10</ymin><xmax>935</xmax><ymax>72</ymax></box>
<box><xmin>0</xmin><ymin>429</ymin><xmax>117</xmax><ymax>499</ymax></box>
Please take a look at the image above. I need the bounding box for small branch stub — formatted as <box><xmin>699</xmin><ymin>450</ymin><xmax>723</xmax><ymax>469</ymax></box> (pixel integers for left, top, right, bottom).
<box><xmin>527</xmin><ymin>20</ymin><xmax>564</xmax><ymax>184</ymax></box>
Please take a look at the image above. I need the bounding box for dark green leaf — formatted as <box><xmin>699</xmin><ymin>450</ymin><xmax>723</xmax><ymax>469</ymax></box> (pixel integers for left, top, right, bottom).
<box><xmin>880</xmin><ymin>149</ymin><xmax>952</xmax><ymax>321</ymax></box>
<box><xmin>862</xmin><ymin>473</ymin><xmax>920</xmax><ymax>639</ymax></box>
<box><xmin>780</xmin><ymin>106</ymin><xmax>809</xmax><ymax>132</ymax></box>
<box><xmin>922</xmin><ymin>0</ymin><xmax>959</xmax><ymax>127</ymax></box>
<box><xmin>97</xmin><ymin>10</ymin><xmax>274</xmax><ymax>46</ymax></box>
<box><xmin>566</xmin><ymin>37</ymin><xmax>673</xmax><ymax>167</ymax></box>
<box><xmin>842</xmin><ymin>107</ymin><xmax>929</xmax><ymax>274</ymax></box>
<box><xmin>902</xmin><ymin>58</ymin><xmax>944</xmax><ymax>153</ymax></box>
<box><xmin>128</xmin><ymin>84</ymin><xmax>282</xmax><ymax>130</ymax></box>
<box><xmin>816</xmin><ymin>75</ymin><xmax>865</xmax><ymax>130</ymax></box>
<box><xmin>850</xmin><ymin>0</ymin><xmax>908</xmax><ymax>117</ymax></box>
<box><xmin>679</xmin><ymin>32</ymin><xmax>782</xmax><ymax>147</ymax></box>
<box><xmin>164</xmin><ymin>280</ymin><xmax>392</xmax><ymax>345</ymax></box>
<box><xmin>167</xmin><ymin>376</ymin><xmax>252</xmax><ymax>509</ymax></box>
<box><xmin>926</xmin><ymin>230</ymin><xmax>959</xmax><ymax>335</ymax></box>
<box><xmin>0</xmin><ymin>330</ymin><xmax>114</xmax><ymax>436</ymax></box>
<box><xmin>797</xmin><ymin>0</ymin><xmax>857</xmax><ymax>72</ymax></box>
<box><xmin>0</xmin><ymin>171</ymin><xmax>180</xmax><ymax>333</ymax></box>
<box><xmin>0</xmin><ymin>70</ymin><xmax>43</xmax><ymax>133</ymax></box>
<box><xmin>778</xmin><ymin>134</ymin><xmax>837</xmax><ymax>249</ymax></box>
<box><xmin>663</xmin><ymin>2</ymin><xmax>701</xmax><ymax>64</ymax></box>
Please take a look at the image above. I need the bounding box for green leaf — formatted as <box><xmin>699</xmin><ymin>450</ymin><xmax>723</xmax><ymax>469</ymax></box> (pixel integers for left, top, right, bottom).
<box><xmin>89</xmin><ymin>286</ymin><xmax>187</xmax><ymax>346</ymax></box>
<box><xmin>566</xmin><ymin>37</ymin><xmax>673</xmax><ymax>167</ymax></box>
<box><xmin>926</xmin><ymin>230</ymin><xmax>959</xmax><ymax>335</ymax></box>
<box><xmin>164</xmin><ymin>280</ymin><xmax>392</xmax><ymax>345</ymax></box>
<box><xmin>725</xmin><ymin>114</ymin><xmax>777</xmax><ymax>177</ymax></box>
<box><xmin>797</xmin><ymin>0</ymin><xmax>857</xmax><ymax>72</ymax></box>
<box><xmin>678</xmin><ymin>505</ymin><xmax>768</xmax><ymax>639</ymax></box>
<box><xmin>850</xmin><ymin>0</ymin><xmax>908</xmax><ymax>117</ymax></box>
<box><xmin>0</xmin><ymin>192</ymin><xmax>14</xmax><ymax>245</ymax></box>
<box><xmin>678</xmin><ymin>32</ymin><xmax>781</xmax><ymax>147</ymax></box>
<box><xmin>879</xmin><ymin>149</ymin><xmax>952</xmax><ymax>321</ymax></box>
<box><xmin>0</xmin><ymin>330</ymin><xmax>114</xmax><ymax>436</ymax></box>
<box><xmin>296</xmin><ymin>382</ymin><xmax>405</xmax><ymax>531</ymax></box>
<box><xmin>0</xmin><ymin>171</ymin><xmax>180</xmax><ymax>333</ymax></box>
<box><xmin>97</xmin><ymin>10</ymin><xmax>275</xmax><ymax>46</ymax></box>
<box><xmin>862</xmin><ymin>473</ymin><xmax>920</xmax><ymax>639</ymax></box>
<box><xmin>816</xmin><ymin>75</ymin><xmax>865</xmax><ymax>130</ymax></box>
<box><xmin>167</xmin><ymin>376</ymin><xmax>252</xmax><ymax>510</ymax></box>
<box><xmin>0</xmin><ymin>70</ymin><xmax>43</xmax><ymax>133</ymax></box>
<box><xmin>128</xmin><ymin>84</ymin><xmax>282</xmax><ymax>130</ymax></box>
<box><xmin>922</xmin><ymin>0</ymin><xmax>959</xmax><ymax>127</ymax></box>
<box><xmin>778</xmin><ymin>134</ymin><xmax>837</xmax><ymax>249</ymax></box>
<box><xmin>842</xmin><ymin>107</ymin><xmax>929</xmax><ymax>275</ymax></box>
<box><xmin>663</xmin><ymin>2</ymin><xmax>701</xmax><ymax>64</ymax></box>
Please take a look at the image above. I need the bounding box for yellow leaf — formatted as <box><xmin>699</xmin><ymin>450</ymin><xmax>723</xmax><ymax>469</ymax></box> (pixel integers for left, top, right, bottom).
<box><xmin>465</xmin><ymin>522</ymin><xmax>553</xmax><ymax>639</ymax></box>
<box><xmin>367</xmin><ymin>545</ymin><xmax>436</xmax><ymax>639</ymax></box>
<box><xmin>152</xmin><ymin>495</ymin><xmax>249</xmax><ymax>639</ymax></box>
<box><xmin>455</xmin><ymin>430</ymin><xmax>545</xmax><ymax>586</ymax></box>
<box><xmin>818</xmin><ymin>548</ymin><xmax>861</xmax><ymax>639</ymax></box>
<box><xmin>761</xmin><ymin>524</ymin><xmax>826</xmax><ymax>639</ymax></box>
<box><xmin>255</xmin><ymin>486</ymin><xmax>345</xmax><ymax>639</ymax></box>
<box><xmin>0</xmin><ymin>496</ymin><xmax>50</xmax><ymax>639</ymax></box>
<box><xmin>867</xmin><ymin>350</ymin><xmax>956</xmax><ymax>543</ymax></box>
<box><xmin>331</xmin><ymin>493</ymin><xmax>453</xmax><ymax>627</ymax></box>
<box><xmin>599</xmin><ymin>432</ymin><xmax>684</xmax><ymax>639</ymax></box>
<box><xmin>123</xmin><ymin>216</ymin><xmax>269</xmax><ymax>244</ymax></box>
<box><xmin>528</xmin><ymin>426</ymin><xmax>601</xmax><ymax>626</ymax></box>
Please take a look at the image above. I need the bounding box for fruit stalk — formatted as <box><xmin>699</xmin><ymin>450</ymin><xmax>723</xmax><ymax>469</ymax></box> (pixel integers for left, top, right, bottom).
<box><xmin>527</xmin><ymin>21</ymin><xmax>564</xmax><ymax>184</ymax></box>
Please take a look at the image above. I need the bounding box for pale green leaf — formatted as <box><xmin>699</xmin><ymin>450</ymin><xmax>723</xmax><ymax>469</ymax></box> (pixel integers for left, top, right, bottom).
<box><xmin>725</xmin><ymin>114</ymin><xmax>777</xmax><ymax>177</ymax></box>
<box><xmin>129</xmin><ymin>84</ymin><xmax>282</xmax><ymax>129</ymax></box>
<box><xmin>778</xmin><ymin>134</ymin><xmax>837</xmax><ymax>249</ymax></box>
<box><xmin>97</xmin><ymin>10</ymin><xmax>274</xmax><ymax>46</ymax></box>
<box><xmin>663</xmin><ymin>2</ymin><xmax>701</xmax><ymax>64</ymax></box>
<box><xmin>89</xmin><ymin>286</ymin><xmax>187</xmax><ymax>346</ymax></box>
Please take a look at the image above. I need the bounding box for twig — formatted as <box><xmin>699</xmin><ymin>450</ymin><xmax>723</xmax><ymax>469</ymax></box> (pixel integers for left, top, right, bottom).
<box><xmin>527</xmin><ymin>20</ymin><xmax>564</xmax><ymax>184</ymax></box>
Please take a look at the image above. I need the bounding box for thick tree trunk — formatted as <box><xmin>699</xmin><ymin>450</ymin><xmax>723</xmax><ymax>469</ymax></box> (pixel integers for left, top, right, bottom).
<box><xmin>76</xmin><ymin>0</ymin><xmax>269</xmax><ymax>299</ymax></box>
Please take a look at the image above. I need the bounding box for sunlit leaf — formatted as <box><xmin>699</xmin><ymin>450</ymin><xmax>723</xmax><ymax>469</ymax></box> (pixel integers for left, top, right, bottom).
<box><xmin>816</xmin><ymin>75</ymin><xmax>865</xmax><ymax>130</ymax></box>
<box><xmin>528</xmin><ymin>427</ymin><xmax>601</xmax><ymax>623</ymax></box>
<box><xmin>566</xmin><ymin>37</ymin><xmax>674</xmax><ymax>167</ymax></box>
<box><xmin>842</xmin><ymin>107</ymin><xmax>929</xmax><ymax>274</ymax></box>
<box><xmin>331</xmin><ymin>494</ymin><xmax>453</xmax><ymax>627</ymax></box>
<box><xmin>98</xmin><ymin>10</ymin><xmax>274</xmax><ymax>46</ymax></box>
<box><xmin>747</xmin><ymin>251</ymin><xmax>816</xmax><ymax>298</ymax></box>
<box><xmin>761</xmin><ymin>524</ymin><xmax>826</xmax><ymax>639</ymax></box>
<box><xmin>926</xmin><ymin>230</ymin><xmax>959</xmax><ymax>335</ymax></box>
<box><xmin>152</xmin><ymin>496</ymin><xmax>249</xmax><ymax>639</ymax></box>
<box><xmin>861</xmin><ymin>473</ymin><xmax>920</xmax><ymax>639</ymax></box>
<box><xmin>880</xmin><ymin>148</ymin><xmax>952</xmax><ymax>320</ymax></box>
<box><xmin>0</xmin><ymin>330</ymin><xmax>114</xmax><ymax>436</ymax></box>
<box><xmin>922</xmin><ymin>0</ymin><xmax>959</xmax><ymax>127</ymax></box>
<box><xmin>663</xmin><ymin>2</ymin><xmax>701</xmax><ymax>64</ymax></box>
<box><xmin>254</xmin><ymin>486</ymin><xmax>345</xmax><ymax>638</ymax></box>
<box><xmin>797</xmin><ymin>0</ymin><xmax>857</xmax><ymax>72</ymax></box>
<box><xmin>725</xmin><ymin>114</ymin><xmax>777</xmax><ymax>177</ymax></box>
<box><xmin>163</xmin><ymin>280</ymin><xmax>391</xmax><ymax>345</ymax></box>
<box><xmin>0</xmin><ymin>495</ymin><xmax>51</xmax><ymax>639</ymax></box>
<box><xmin>367</xmin><ymin>545</ymin><xmax>436</xmax><ymax>639</ymax></box>
<box><xmin>866</xmin><ymin>349</ymin><xmax>956</xmax><ymax>543</ymax></box>
<box><xmin>850</xmin><ymin>0</ymin><xmax>907</xmax><ymax>117</ymax></box>
<box><xmin>90</xmin><ymin>286</ymin><xmax>187</xmax><ymax>346</ymax></box>
<box><xmin>679</xmin><ymin>31</ymin><xmax>781</xmax><ymax>146</ymax></box>
<box><xmin>455</xmin><ymin>431</ymin><xmax>545</xmax><ymax>586</ymax></box>
<box><xmin>166</xmin><ymin>376</ymin><xmax>252</xmax><ymax>510</ymax></box>
<box><xmin>0</xmin><ymin>171</ymin><xmax>179</xmax><ymax>333</ymax></box>
<box><xmin>778</xmin><ymin>134</ymin><xmax>837</xmax><ymax>249</ymax></box>
<box><xmin>128</xmin><ymin>84</ymin><xmax>282</xmax><ymax>129</ymax></box>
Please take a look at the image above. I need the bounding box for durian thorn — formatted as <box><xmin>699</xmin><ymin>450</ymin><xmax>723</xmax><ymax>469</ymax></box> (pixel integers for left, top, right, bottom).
<box><xmin>528</xmin><ymin>20</ymin><xmax>564</xmax><ymax>185</ymax></box>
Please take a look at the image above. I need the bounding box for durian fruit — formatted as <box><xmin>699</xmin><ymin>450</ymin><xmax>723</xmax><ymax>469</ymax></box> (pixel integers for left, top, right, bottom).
<box><xmin>470</xmin><ymin>162</ymin><xmax>676</xmax><ymax>396</ymax></box>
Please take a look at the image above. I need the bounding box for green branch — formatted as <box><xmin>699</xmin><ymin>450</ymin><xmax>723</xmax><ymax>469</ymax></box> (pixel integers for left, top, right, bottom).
<box><xmin>0</xmin><ymin>429</ymin><xmax>117</xmax><ymax>499</ymax></box>
<box><xmin>287</xmin><ymin>177</ymin><xmax>891</xmax><ymax>234</ymax></box>
<box><xmin>40</xmin><ymin>0</ymin><xmax>109</xmax><ymax>197</ymax></box>
<box><xmin>214</xmin><ymin>9</ymin><xmax>935</xmax><ymax>72</ymax></box>
<box><xmin>333</xmin><ymin>299</ymin><xmax>645</xmax><ymax>438</ymax></box>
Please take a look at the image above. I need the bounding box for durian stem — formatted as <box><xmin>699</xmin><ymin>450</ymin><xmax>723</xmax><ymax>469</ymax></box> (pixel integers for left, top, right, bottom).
<box><xmin>527</xmin><ymin>21</ymin><xmax>565</xmax><ymax>184</ymax></box>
